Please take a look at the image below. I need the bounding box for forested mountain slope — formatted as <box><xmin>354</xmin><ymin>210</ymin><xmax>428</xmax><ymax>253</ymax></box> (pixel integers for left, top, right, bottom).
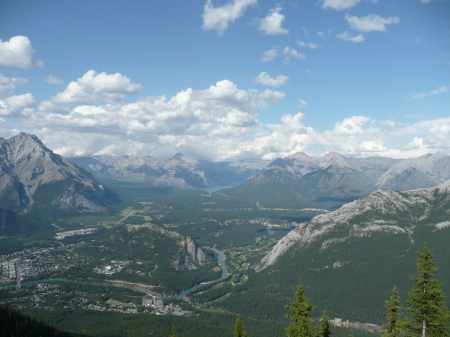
<box><xmin>215</xmin><ymin>181</ymin><xmax>450</xmax><ymax>326</ymax></box>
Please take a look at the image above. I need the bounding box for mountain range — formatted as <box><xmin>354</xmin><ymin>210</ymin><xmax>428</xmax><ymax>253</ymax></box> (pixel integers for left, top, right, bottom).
<box><xmin>220</xmin><ymin>151</ymin><xmax>450</xmax><ymax>209</ymax></box>
<box><xmin>0</xmin><ymin>133</ymin><xmax>119</xmax><ymax>214</ymax></box>
<box><xmin>69</xmin><ymin>153</ymin><xmax>266</xmax><ymax>188</ymax></box>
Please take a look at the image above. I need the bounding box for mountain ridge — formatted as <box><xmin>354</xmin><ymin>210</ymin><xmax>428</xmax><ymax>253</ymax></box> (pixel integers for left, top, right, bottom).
<box><xmin>0</xmin><ymin>133</ymin><xmax>119</xmax><ymax>214</ymax></box>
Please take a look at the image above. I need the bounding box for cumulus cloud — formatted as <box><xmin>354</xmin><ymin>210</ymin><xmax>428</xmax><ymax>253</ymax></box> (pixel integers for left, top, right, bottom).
<box><xmin>297</xmin><ymin>41</ymin><xmax>320</xmax><ymax>49</ymax></box>
<box><xmin>41</xmin><ymin>70</ymin><xmax>143</xmax><ymax>110</ymax></box>
<box><xmin>44</xmin><ymin>75</ymin><xmax>63</xmax><ymax>85</ymax></box>
<box><xmin>337</xmin><ymin>31</ymin><xmax>365</xmax><ymax>43</ymax></box>
<box><xmin>254</xmin><ymin>72</ymin><xmax>288</xmax><ymax>87</ymax></box>
<box><xmin>257</xmin><ymin>89</ymin><xmax>286</xmax><ymax>104</ymax></box>
<box><xmin>0</xmin><ymin>93</ymin><xmax>35</xmax><ymax>116</ymax></box>
<box><xmin>345</xmin><ymin>14</ymin><xmax>400</xmax><ymax>33</ymax></box>
<box><xmin>3</xmin><ymin>73</ymin><xmax>449</xmax><ymax>161</ymax></box>
<box><xmin>261</xmin><ymin>47</ymin><xmax>279</xmax><ymax>62</ymax></box>
<box><xmin>0</xmin><ymin>36</ymin><xmax>41</xmax><ymax>70</ymax></box>
<box><xmin>258</xmin><ymin>7</ymin><xmax>289</xmax><ymax>36</ymax></box>
<box><xmin>321</xmin><ymin>0</ymin><xmax>377</xmax><ymax>10</ymax></box>
<box><xmin>321</xmin><ymin>0</ymin><xmax>361</xmax><ymax>10</ymax></box>
<box><xmin>0</xmin><ymin>74</ymin><xmax>28</xmax><ymax>99</ymax></box>
<box><xmin>413</xmin><ymin>85</ymin><xmax>449</xmax><ymax>99</ymax></box>
<box><xmin>21</xmin><ymin>80</ymin><xmax>292</xmax><ymax>160</ymax></box>
<box><xmin>202</xmin><ymin>0</ymin><xmax>257</xmax><ymax>36</ymax></box>
<box><xmin>10</xmin><ymin>105</ymin><xmax>450</xmax><ymax>161</ymax></box>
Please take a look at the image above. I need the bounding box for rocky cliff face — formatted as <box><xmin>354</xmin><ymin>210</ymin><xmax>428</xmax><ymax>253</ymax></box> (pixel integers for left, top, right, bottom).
<box><xmin>0</xmin><ymin>133</ymin><xmax>118</xmax><ymax>213</ymax></box>
<box><xmin>257</xmin><ymin>180</ymin><xmax>450</xmax><ymax>271</ymax></box>
<box><xmin>175</xmin><ymin>236</ymin><xmax>208</xmax><ymax>270</ymax></box>
<box><xmin>126</xmin><ymin>222</ymin><xmax>208</xmax><ymax>270</ymax></box>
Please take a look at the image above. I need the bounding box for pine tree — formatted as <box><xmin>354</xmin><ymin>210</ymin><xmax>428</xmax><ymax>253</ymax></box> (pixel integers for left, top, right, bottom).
<box><xmin>170</xmin><ymin>326</ymin><xmax>178</xmax><ymax>337</ymax></box>
<box><xmin>320</xmin><ymin>311</ymin><xmax>331</xmax><ymax>337</ymax></box>
<box><xmin>233</xmin><ymin>315</ymin><xmax>248</xmax><ymax>337</ymax></box>
<box><xmin>382</xmin><ymin>287</ymin><xmax>402</xmax><ymax>337</ymax></box>
<box><xmin>285</xmin><ymin>284</ymin><xmax>314</xmax><ymax>337</ymax></box>
<box><xmin>406</xmin><ymin>243</ymin><xmax>450</xmax><ymax>337</ymax></box>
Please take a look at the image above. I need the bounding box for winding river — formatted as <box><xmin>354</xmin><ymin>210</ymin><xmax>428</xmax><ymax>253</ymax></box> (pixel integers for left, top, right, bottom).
<box><xmin>2</xmin><ymin>229</ymin><xmax>274</xmax><ymax>299</ymax></box>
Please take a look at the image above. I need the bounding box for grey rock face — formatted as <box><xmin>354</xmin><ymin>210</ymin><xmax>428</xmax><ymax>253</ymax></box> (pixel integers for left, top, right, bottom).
<box><xmin>175</xmin><ymin>236</ymin><xmax>208</xmax><ymax>270</ymax></box>
<box><xmin>0</xmin><ymin>133</ymin><xmax>117</xmax><ymax>213</ymax></box>
<box><xmin>125</xmin><ymin>222</ymin><xmax>208</xmax><ymax>270</ymax></box>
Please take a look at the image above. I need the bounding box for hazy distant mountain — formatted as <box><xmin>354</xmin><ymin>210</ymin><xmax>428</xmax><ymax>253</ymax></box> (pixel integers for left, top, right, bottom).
<box><xmin>69</xmin><ymin>153</ymin><xmax>267</xmax><ymax>188</ymax></box>
<box><xmin>377</xmin><ymin>152</ymin><xmax>450</xmax><ymax>190</ymax></box>
<box><xmin>0</xmin><ymin>133</ymin><xmax>119</xmax><ymax>214</ymax></box>
<box><xmin>221</xmin><ymin>152</ymin><xmax>450</xmax><ymax>208</ymax></box>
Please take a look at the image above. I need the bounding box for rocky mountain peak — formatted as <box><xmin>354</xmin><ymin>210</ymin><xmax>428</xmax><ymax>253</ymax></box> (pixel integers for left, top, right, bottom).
<box><xmin>0</xmin><ymin>133</ymin><xmax>118</xmax><ymax>213</ymax></box>
<box><xmin>287</xmin><ymin>151</ymin><xmax>310</xmax><ymax>160</ymax></box>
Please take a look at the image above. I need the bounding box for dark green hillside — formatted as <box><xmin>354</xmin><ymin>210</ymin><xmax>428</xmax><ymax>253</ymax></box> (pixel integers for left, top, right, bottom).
<box><xmin>0</xmin><ymin>304</ymin><xmax>83</xmax><ymax>337</ymax></box>
<box><xmin>203</xmin><ymin>184</ymin><xmax>450</xmax><ymax>327</ymax></box>
<box><xmin>0</xmin><ymin>206</ymin><xmax>36</xmax><ymax>236</ymax></box>
<box><xmin>213</xmin><ymin>225</ymin><xmax>450</xmax><ymax>327</ymax></box>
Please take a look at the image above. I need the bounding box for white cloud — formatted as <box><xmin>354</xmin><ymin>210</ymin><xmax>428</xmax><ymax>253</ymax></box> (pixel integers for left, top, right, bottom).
<box><xmin>297</xmin><ymin>41</ymin><xmax>320</xmax><ymax>49</ymax></box>
<box><xmin>413</xmin><ymin>85</ymin><xmax>449</xmax><ymax>99</ymax></box>
<box><xmin>0</xmin><ymin>36</ymin><xmax>38</xmax><ymax>70</ymax></box>
<box><xmin>0</xmin><ymin>74</ymin><xmax>28</xmax><ymax>99</ymax></box>
<box><xmin>258</xmin><ymin>7</ymin><xmax>289</xmax><ymax>36</ymax></box>
<box><xmin>0</xmin><ymin>93</ymin><xmax>35</xmax><ymax>116</ymax></box>
<box><xmin>297</xmin><ymin>99</ymin><xmax>308</xmax><ymax>109</ymax></box>
<box><xmin>345</xmin><ymin>14</ymin><xmax>400</xmax><ymax>33</ymax></box>
<box><xmin>257</xmin><ymin>89</ymin><xmax>286</xmax><ymax>104</ymax></box>
<box><xmin>337</xmin><ymin>31</ymin><xmax>365</xmax><ymax>43</ymax></box>
<box><xmin>43</xmin><ymin>70</ymin><xmax>143</xmax><ymax>108</ymax></box>
<box><xmin>261</xmin><ymin>47</ymin><xmax>279</xmax><ymax>62</ymax></box>
<box><xmin>44</xmin><ymin>75</ymin><xmax>63</xmax><ymax>85</ymax></box>
<box><xmin>202</xmin><ymin>0</ymin><xmax>257</xmax><ymax>36</ymax></box>
<box><xmin>322</xmin><ymin>0</ymin><xmax>361</xmax><ymax>10</ymax></box>
<box><xmin>321</xmin><ymin>0</ymin><xmax>377</xmax><ymax>10</ymax></box>
<box><xmin>254</xmin><ymin>72</ymin><xmax>288</xmax><ymax>87</ymax></box>
<box><xmin>3</xmin><ymin>74</ymin><xmax>449</xmax><ymax>162</ymax></box>
<box><xmin>283</xmin><ymin>46</ymin><xmax>306</xmax><ymax>63</ymax></box>
<box><xmin>22</xmin><ymin>80</ymin><xmax>291</xmax><ymax>160</ymax></box>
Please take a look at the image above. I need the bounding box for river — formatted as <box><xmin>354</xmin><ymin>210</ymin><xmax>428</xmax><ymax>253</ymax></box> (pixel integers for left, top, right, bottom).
<box><xmin>2</xmin><ymin>229</ymin><xmax>274</xmax><ymax>299</ymax></box>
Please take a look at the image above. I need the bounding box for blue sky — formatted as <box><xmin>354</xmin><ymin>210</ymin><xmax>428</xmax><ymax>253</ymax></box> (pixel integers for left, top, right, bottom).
<box><xmin>0</xmin><ymin>0</ymin><xmax>449</xmax><ymax>161</ymax></box>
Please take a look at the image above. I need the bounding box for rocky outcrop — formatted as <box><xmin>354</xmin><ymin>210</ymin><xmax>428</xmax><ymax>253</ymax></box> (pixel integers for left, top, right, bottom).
<box><xmin>126</xmin><ymin>222</ymin><xmax>208</xmax><ymax>270</ymax></box>
<box><xmin>174</xmin><ymin>236</ymin><xmax>208</xmax><ymax>270</ymax></box>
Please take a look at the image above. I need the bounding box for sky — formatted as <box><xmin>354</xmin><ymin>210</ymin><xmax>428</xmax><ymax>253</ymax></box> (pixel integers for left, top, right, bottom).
<box><xmin>0</xmin><ymin>0</ymin><xmax>449</xmax><ymax>162</ymax></box>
